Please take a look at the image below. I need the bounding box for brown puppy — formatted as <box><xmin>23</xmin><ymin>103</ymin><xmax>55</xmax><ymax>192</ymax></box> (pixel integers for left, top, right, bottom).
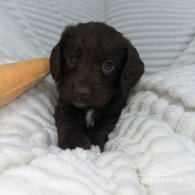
<box><xmin>50</xmin><ymin>22</ymin><xmax>144</xmax><ymax>151</ymax></box>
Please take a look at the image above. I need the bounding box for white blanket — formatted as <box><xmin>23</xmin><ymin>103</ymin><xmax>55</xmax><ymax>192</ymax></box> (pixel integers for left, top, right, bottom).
<box><xmin>0</xmin><ymin>64</ymin><xmax>195</xmax><ymax>195</ymax></box>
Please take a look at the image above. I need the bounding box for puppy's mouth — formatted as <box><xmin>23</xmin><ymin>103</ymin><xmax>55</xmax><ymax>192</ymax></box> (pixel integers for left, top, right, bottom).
<box><xmin>71</xmin><ymin>94</ymin><xmax>110</xmax><ymax>108</ymax></box>
<box><xmin>60</xmin><ymin>87</ymin><xmax>114</xmax><ymax>108</ymax></box>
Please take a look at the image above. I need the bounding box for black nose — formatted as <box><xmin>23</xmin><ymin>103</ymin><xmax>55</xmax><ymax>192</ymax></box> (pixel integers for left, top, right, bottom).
<box><xmin>74</xmin><ymin>86</ymin><xmax>92</xmax><ymax>97</ymax></box>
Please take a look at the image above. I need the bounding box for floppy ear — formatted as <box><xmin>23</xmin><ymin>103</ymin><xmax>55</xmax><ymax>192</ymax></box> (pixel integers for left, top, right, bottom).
<box><xmin>120</xmin><ymin>43</ymin><xmax>144</xmax><ymax>97</ymax></box>
<box><xmin>50</xmin><ymin>42</ymin><xmax>61</xmax><ymax>83</ymax></box>
<box><xmin>50</xmin><ymin>25</ymin><xmax>76</xmax><ymax>83</ymax></box>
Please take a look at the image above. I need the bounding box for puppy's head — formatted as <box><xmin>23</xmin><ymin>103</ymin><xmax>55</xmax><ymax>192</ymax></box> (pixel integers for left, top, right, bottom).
<box><xmin>50</xmin><ymin>22</ymin><xmax>144</xmax><ymax>108</ymax></box>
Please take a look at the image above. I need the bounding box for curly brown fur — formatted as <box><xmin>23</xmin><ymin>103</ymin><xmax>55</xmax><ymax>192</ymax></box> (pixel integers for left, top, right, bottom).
<box><xmin>50</xmin><ymin>22</ymin><xmax>144</xmax><ymax>151</ymax></box>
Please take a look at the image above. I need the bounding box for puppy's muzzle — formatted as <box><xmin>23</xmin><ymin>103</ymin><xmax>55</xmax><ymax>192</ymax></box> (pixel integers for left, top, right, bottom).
<box><xmin>73</xmin><ymin>85</ymin><xmax>92</xmax><ymax>98</ymax></box>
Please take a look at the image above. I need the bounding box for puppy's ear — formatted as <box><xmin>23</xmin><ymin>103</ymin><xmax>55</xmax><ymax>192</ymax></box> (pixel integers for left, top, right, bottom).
<box><xmin>50</xmin><ymin>42</ymin><xmax>61</xmax><ymax>83</ymax></box>
<box><xmin>120</xmin><ymin>42</ymin><xmax>144</xmax><ymax>97</ymax></box>
<box><xmin>50</xmin><ymin>25</ymin><xmax>76</xmax><ymax>83</ymax></box>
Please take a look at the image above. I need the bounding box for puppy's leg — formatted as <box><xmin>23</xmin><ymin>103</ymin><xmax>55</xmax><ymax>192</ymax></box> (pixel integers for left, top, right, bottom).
<box><xmin>55</xmin><ymin>100</ymin><xmax>91</xmax><ymax>150</ymax></box>
<box><xmin>88</xmin><ymin>114</ymin><xmax>120</xmax><ymax>151</ymax></box>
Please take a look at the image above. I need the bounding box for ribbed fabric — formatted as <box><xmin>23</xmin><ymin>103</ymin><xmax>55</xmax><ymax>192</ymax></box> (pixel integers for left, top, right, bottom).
<box><xmin>2</xmin><ymin>0</ymin><xmax>195</xmax><ymax>74</ymax></box>
<box><xmin>107</xmin><ymin>64</ymin><xmax>195</xmax><ymax>194</ymax></box>
<box><xmin>106</xmin><ymin>0</ymin><xmax>195</xmax><ymax>74</ymax></box>
<box><xmin>171</xmin><ymin>34</ymin><xmax>195</xmax><ymax>67</ymax></box>
<box><xmin>0</xmin><ymin>3</ymin><xmax>45</xmax><ymax>64</ymax></box>
<box><xmin>0</xmin><ymin>64</ymin><xmax>195</xmax><ymax>194</ymax></box>
<box><xmin>3</xmin><ymin>0</ymin><xmax>105</xmax><ymax>55</ymax></box>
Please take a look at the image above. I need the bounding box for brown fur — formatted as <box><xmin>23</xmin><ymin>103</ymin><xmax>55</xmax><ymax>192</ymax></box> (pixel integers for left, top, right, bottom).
<box><xmin>50</xmin><ymin>22</ymin><xmax>144</xmax><ymax>151</ymax></box>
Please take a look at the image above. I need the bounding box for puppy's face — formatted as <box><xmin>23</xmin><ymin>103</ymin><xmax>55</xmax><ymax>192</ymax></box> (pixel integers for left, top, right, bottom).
<box><xmin>50</xmin><ymin>22</ymin><xmax>144</xmax><ymax>108</ymax></box>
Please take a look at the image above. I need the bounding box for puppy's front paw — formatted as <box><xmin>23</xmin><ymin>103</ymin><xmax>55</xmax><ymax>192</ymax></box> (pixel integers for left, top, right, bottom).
<box><xmin>58</xmin><ymin>132</ymin><xmax>91</xmax><ymax>150</ymax></box>
<box><xmin>89</xmin><ymin>135</ymin><xmax>108</xmax><ymax>152</ymax></box>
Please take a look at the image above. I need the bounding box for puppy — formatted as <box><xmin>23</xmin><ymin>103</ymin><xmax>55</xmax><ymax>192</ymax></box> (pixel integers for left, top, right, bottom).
<box><xmin>50</xmin><ymin>22</ymin><xmax>144</xmax><ymax>151</ymax></box>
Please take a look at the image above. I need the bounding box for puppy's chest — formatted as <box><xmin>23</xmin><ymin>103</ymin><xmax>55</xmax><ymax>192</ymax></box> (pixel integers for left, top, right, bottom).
<box><xmin>77</xmin><ymin>109</ymin><xmax>96</xmax><ymax>129</ymax></box>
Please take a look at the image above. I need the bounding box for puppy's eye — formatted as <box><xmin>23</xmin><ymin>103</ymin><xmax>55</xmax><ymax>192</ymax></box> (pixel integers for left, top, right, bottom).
<box><xmin>102</xmin><ymin>60</ymin><xmax>114</xmax><ymax>72</ymax></box>
<box><xmin>66</xmin><ymin>56</ymin><xmax>76</xmax><ymax>67</ymax></box>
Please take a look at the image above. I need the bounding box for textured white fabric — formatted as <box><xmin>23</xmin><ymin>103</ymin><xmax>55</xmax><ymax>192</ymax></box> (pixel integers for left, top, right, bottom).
<box><xmin>0</xmin><ymin>64</ymin><xmax>195</xmax><ymax>194</ymax></box>
<box><xmin>0</xmin><ymin>3</ymin><xmax>45</xmax><ymax>64</ymax></box>
<box><xmin>2</xmin><ymin>0</ymin><xmax>195</xmax><ymax>74</ymax></box>
<box><xmin>106</xmin><ymin>0</ymin><xmax>195</xmax><ymax>74</ymax></box>
<box><xmin>3</xmin><ymin>0</ymin><xmax>105</xmax><ymax>55</ymax></box>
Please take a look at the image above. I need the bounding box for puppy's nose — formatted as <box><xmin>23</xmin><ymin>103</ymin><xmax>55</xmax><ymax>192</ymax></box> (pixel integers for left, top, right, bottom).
<box><xmin>74</xmin><ymin>86</ymin><xmax>92</xmax><ymax>97</ymax></box>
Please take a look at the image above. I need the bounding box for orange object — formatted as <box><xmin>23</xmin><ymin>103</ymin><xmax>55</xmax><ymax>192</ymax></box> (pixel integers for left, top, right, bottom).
<box><xmin>0</xmin><ymin>58</ymin><xmax>50</xmax><ymax>108</ymax></box>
